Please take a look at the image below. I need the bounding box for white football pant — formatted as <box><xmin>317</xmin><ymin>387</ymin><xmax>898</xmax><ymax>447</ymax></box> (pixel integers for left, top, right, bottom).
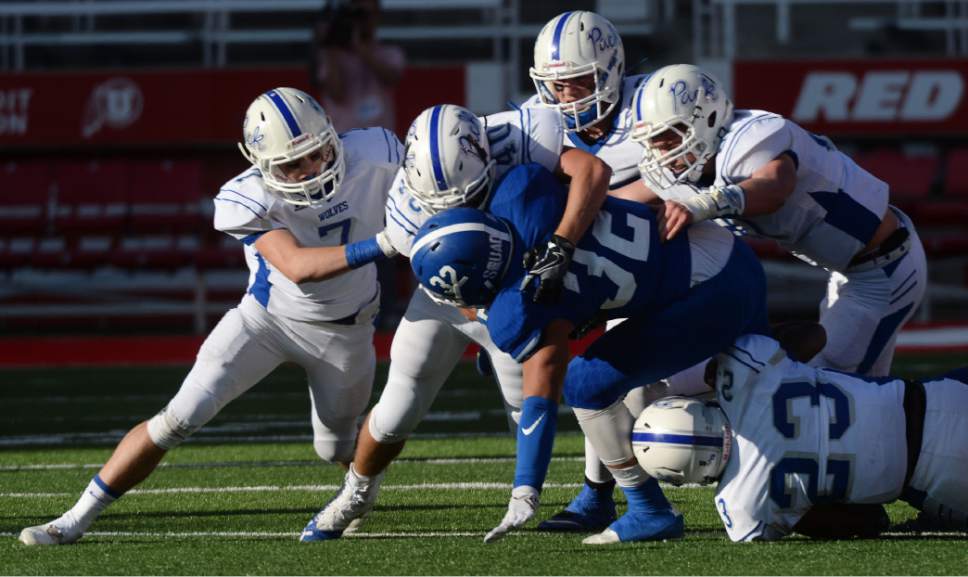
<box><xmin>150</xmin><ymin>294</ymin><xmax>377</xmax><ymax>463</ymax></box>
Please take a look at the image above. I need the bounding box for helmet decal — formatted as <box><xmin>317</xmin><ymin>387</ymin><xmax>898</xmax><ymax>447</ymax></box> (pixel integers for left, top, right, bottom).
<box><xmin>428</xmin><ymin>105</ymin><xmax>448</xmax><ymax>192</ymax></box>
<box><xmin>264</xmin><ymin>89</ymin><xmax>302</xmax><ymax>138</ymax></box>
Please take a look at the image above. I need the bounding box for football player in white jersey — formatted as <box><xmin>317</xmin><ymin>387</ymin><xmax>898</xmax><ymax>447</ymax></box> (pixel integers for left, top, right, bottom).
<box><xmin>631</xmin><ymin>64</ymin><xmax>927</xmax><ymax>378</ymax></box>
<box><xmin>299</xmin><ymin>103</ymin><xmax>612</xmax><ymax>541</ymax></box>
<box><xmin>521</xmin><ymin>10</ymin><xmax>666</xmax><ymax>533</ymax></box>
<box><xmin>18</xmin><ymin>87</ymin><xmax>402</xmax><ymax>546</ymax></box>
<box><xmin>636</xmin><ymin>332</ymin><xmax>968</xmax><ymax>541</ymax></box>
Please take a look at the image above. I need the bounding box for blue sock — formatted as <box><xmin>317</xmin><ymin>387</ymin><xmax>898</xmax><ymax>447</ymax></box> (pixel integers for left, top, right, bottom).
<box><xmin>622</xmin><ymin>477</ymin><xmax>673</xmax><ymax>514</ymax></box>
<box><xmin>513</xmin><ymin>396</ymin><xmax>558</xmax><ymax>490</ymax></box>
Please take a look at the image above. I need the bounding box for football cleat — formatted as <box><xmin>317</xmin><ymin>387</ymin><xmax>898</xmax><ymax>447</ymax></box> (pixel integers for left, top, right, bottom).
<box><xmin>300</xmin><ymin>468</ymin><xmax>384</xmax><ymax>542</ymax></box>
<box><xmin>537</xmin><ymin>483</ymin><xmax>617</xmax><ymax>532</ymax></box>
<box><xmin>18</xmin><ymin>522</ymin><xmax>80</xmax><ymax>546</ymax></box>
<box><xmin>582</xmin><ymin>508</ymin><xmax>684</xmax><ymax>545</ymax></box>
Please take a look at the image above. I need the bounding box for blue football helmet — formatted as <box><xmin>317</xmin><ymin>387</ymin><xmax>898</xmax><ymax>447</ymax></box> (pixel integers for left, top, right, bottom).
<box><xmin>410</xmin><ymin>208</ymin><xmax>515</xmax><ymax>307</ymax></box>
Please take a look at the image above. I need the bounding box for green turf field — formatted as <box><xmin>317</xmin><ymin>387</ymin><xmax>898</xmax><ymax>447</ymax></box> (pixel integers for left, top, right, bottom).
<box><xmin>1</xmin><ymin>354</ymin><xmax>966</xmax><ymax>575</ymax></box>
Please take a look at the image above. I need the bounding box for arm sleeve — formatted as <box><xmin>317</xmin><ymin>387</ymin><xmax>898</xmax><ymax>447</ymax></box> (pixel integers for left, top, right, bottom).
<box><xmin>213</xmin><ymin>177</ymin><xmax>276</xmax><ymax>241</ymax></box>
<box><xmin>719</xmin><ymin>116</ymin><xmax>796</xmax><ymax>185</ymax></box>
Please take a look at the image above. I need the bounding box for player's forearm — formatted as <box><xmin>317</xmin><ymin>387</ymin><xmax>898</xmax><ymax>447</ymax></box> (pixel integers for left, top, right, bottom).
<box><xmin>555</xmin><ymin>155</ymin><xmax>611</xmax><ymax>244</ymax></box>
<box><xmin>281</xmin><ymin>245</ymin><xmax>352</xmax><ymax>283</ymax></box>
<box><xmin>736</xmin><ymin>155</ymin><xmax>797</xmax><ymax>216</ymax></box>
<box><xmin>608</xmin><ymin>178</ymin><xmax>660</xmax><ymax>204</ymax></box>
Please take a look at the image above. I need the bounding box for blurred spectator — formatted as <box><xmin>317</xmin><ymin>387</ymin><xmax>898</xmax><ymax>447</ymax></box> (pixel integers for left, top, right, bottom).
<box><xmin>311</xmin><ymin>0</ymin><xmax>405</xmax><ymax>134</ymax></box>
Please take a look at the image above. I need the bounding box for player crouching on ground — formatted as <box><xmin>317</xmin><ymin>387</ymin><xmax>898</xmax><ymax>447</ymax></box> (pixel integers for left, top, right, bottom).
<box><xmin>634</xmin><ymin>329</ymin><xmax>968</xmax><ymax>541</ymax></box>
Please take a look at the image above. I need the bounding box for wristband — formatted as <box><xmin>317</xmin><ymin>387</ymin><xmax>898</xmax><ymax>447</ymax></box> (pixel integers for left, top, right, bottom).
<box><xmin>682</xmin><ymin>184</ymin><xmax>746</xmax><ymax>221</ymax></box>
<box><xmin>345</xmin><ymin>237</ymin><xmax>387</xmax><ymax>269</ymax></box>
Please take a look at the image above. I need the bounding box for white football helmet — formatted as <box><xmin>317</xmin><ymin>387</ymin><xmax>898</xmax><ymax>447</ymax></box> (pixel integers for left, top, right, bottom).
<box><xmin>631</xmin><ymin>64</ymin><xmax>734</xmax><ymax>189</ymax></box>
<box><xmin>631</xmin><ymin>396</ymin><xmax>732</xmax><ymax>486</ymax></box>
<box><xmin>530</xmin><ymin>11</ymin><xmax>625</xmax><ymax>132</ymax></box>
<box><xmin>238</xmin><ymin>87</ymin><xmax>345</xmax><ymax>206</ymax></box>
<box><xmin>402</xmin><ymin>104</ymin><xmax>496</xmax><ymax>214</ymax></box>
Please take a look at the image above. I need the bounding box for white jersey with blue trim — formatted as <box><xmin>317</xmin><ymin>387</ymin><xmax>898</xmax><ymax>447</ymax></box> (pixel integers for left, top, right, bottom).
<box><xmin>385</xmin><ymin>107</ymin><xmax>564</xmax><ymax>257</ymax></box>
<box><xmin>214</xmin><ymin>127</ymin><xmax>403</xmax><ymax>322</ymax></box>
<box><xmin>658</xmin><ymin>110</ymin><xmax>889</xmax><ymax>272</ymax></box>
<box><xmin>712</xmin><ymin>334</ymin><xmax>908</xmax><ymax>541</ymax></box>
<box><xmin>522</xmin><ymin>74</ymin><xmax>650</xmax><ymax>190</ymax></box>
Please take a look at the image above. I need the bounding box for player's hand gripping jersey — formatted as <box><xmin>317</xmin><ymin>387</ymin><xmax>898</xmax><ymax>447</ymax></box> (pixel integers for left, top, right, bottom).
<box><xmin>214</xmin><ymin>127</ymin><xmax>402</xmax><ymax>321</ymax></box>
<box><xmin>472</xmin><ymin>164</ymin><xmax>733</xmax><ymax>363</ymax></box>
<box><xmin>384</xmin><ymin>108</ymin><xmax>564</xmax><ymax>257</ymax></box>
<box><xmin>710</xmin><ymin>334</ymin><xmax>909</xmax><ymax>541</ymax></box>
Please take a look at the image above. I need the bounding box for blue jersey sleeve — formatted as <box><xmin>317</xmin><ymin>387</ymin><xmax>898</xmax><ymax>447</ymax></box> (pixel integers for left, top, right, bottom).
<box><xmin>487</xmin><ymin>163</ymin><xmax>566</xmax><ymax>252</ymax></box>
<box><xmin>483</xmin><ymin>163</ymin><xmax>567</xmax><ymax>361</ymax></box>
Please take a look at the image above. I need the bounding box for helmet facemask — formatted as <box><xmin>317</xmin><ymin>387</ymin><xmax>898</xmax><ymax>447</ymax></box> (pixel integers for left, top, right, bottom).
<box><xmin>238</xmin><ymin>87</ymin><xmax>345</xmax><ymax>207</ymax></box>
<box><xmin>240</xmin><ymin>127</ymin><xmax>344</xmax><ymax>207</ymax></box>
<box><xmin>630</xmin><ymin>65</ymin><xmax>733</xmax><ymax>191</ymax></box>
<box><xmin>529</xmin><ymin>11</ymin><xmax>625</xmax><ymax>133</ymax></box>
<box><xmin>633</xmin><ymin>118</ymin><xmax>711</xmax><ymax>190</ymax></box>
<box><xmin>530</xmin><ymin>64</ymin><xmax>620</xmax><ymax>133</ymax></box>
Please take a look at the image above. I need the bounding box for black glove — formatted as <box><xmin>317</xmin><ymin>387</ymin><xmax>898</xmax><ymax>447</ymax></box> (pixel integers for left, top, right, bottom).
<box><xmin>521</xmin><ymin>234</ymin><xmax>575</xmax><ymax>304</ymax></box>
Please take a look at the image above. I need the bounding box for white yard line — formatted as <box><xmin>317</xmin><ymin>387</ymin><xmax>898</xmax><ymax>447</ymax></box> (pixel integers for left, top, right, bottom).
<box><xmin>0</xmin><ymin>480</ymin><xmax>710</xmax><ymax>498</ymax></box>
<box><xmin>0</xmin><ymin>529</ymin><xmax>954</xmax><ymax>540</ymax></box>
<box><xmin>0</xmin><ymin>482</ymin><xmax>584</xmax><ymax>498</ymax></box>
<box><xmin>1</xmin><ymin>529</ymin><xmax>488</xmax><ymax>539</ymax></box>
<box><xmin>0</xmin><ymin>455</ymin><xmax>584</xmax><ymax>471</ymax></box>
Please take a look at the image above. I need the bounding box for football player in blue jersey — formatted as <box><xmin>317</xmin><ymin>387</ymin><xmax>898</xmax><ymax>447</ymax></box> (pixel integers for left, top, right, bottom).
<box><xmin>635</xmin><ymin>330</ymin><xmax>968</xmax><ymax>541</ymax></box>
<box><xmin>523</xmin><ymin>10</ymin><xmax>673</xmax><ymax>533</ymax></box>
<box><xmin>297</xmin><ymin>103</ymin><xmax>614</xmax><ymax>542</ymax></box>
<box><xmin>410</xmin><ymin>163</ymin><xmax>771</xmax><ymax>544</ymax></box>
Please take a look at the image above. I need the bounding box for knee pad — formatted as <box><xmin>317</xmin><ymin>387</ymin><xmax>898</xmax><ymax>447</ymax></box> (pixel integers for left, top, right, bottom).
<box><xmin>313</xmin><ymin>438</ymin><xmax>356</xmax><ymax>465</ymax></box>
<box><xmin>367</xmin><ymin>401</ymin><xmax>412</xmax><ymax>444</ymax></box>
<box><xmin>147</xmin><ymin>405</ymin><xmax>199</xmax><ymax>450</ymax></box>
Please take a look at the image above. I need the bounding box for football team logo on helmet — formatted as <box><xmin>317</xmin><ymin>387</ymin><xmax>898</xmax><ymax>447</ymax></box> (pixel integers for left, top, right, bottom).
<box><xmin>238</xmin><ymin>87</ymin><xmax>345</xmax><ymax>206</ymax></box>
<box><xmin>631</xmin><ymin>64</ymin><xmax>734</xmax><ymax>189</ymax></box>
<box><xmin>402</xmin><ymin>104</ymin><xmax>497</xmax><ymax>214</ymax></box>
<box><xmin>530</xmin><ymin>11</ymin><xmax>626</xmax><ymax>132</ymax></box>
<box><xmin>410</xmin><ymin>208</ymin><xmax>514</xmax><ymax>307</ymax></box>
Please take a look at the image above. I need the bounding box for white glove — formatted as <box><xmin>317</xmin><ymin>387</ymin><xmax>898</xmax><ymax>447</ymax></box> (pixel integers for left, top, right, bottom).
<box><xmin>483</xmin><ymin>485</ymin><xmax>539</xmax><ymax>544</ymax></box>
<box><xmin>375</xmin><ymin>229</ymin><xmax>399</xmax><ymax>258</ymax></box>
<box><xmin>679</xmin><ymin>183</ymin><xmax>746</xmax><ymax>222</ymax></box>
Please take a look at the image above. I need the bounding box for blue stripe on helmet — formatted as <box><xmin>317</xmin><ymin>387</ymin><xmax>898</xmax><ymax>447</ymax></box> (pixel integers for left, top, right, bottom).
<box><xmin>635</xmin><ymin>85</ymin><xmax>645</xmax><ymax>123</ymax></box>
<box><xmin>265</xmin><ymin>90</ymin><xmax>302</xmax><ymax>138</ymax></box>
<box><xmin>550</xmin><ymin>11</ymin><xmax>573</xmax><ymax>61</ymax></box>
<box><xmin>631</xmin><ymin>432</ymin><xmax>723</xmax><ymax>448</ymax></box>
<box><xmin>429</xmin><ymin>105</ymin><xmax>448</xmax><ymax>191</ymax></box>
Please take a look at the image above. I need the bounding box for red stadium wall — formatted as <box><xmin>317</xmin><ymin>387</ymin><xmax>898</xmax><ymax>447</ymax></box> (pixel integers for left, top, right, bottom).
<box><xmin>734</xmin><ymin>59</ymin><xmax>968</xmax><ymax>136</ymax></box>
<box><xmin>0</xmin><ymin>65</ymin><xmax>464</xmax><ymax>147</ymax></box>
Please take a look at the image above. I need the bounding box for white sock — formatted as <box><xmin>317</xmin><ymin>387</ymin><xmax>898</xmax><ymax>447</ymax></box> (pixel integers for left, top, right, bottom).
<box><xmin>583</xmin><ymin>437</ymin><xmax>612</xmax><ymax>484</ymax></box>
<box><xmin>609</xmin><ymin>463</ymin><xmax>650</xmax><ymax>488</ymax></box>
<box><xmin>57</xmin><ymin>475</ymin><xmax>120</xmax><ymax>534</ymax></box>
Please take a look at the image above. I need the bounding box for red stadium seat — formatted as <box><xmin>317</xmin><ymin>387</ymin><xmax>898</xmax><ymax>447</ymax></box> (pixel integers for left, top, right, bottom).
<box><xmin>53</xmin><ymin>160</ymin><xmax>130</xmax><ymax>234</ymax></box>
<box><xmin>111</xmin><ymin>234</ymin><xmax>198</xmax><ymax>270</ymax></box>
<box><xmin>0</xmin><ymin>161</ymin><xmax>55</xmax><ymax>235</ymax></box>
<box><xmin>195</xmin><ymin>234</ymin><xmax>246</xmax><ymax>271</ymax></box>
<box><xmin>854</xmin><ymin>150</ymin><xmax>938</xmax><ymax>204</ymax></box>
<box><xmin>943</xmin><ymin>148</ymin><xmax>968</xmax><ymax>198</ymax></box>
<box><xmin>127</xmin><ymin>159</ymin><xmax>206</xmax><ymax>233</ymax></box>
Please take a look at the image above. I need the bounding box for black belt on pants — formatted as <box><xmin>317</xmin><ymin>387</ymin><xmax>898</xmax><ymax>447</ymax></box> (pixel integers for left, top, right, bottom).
<box><xmin>902</xmin><ymin>378</ymin><xmax>927</xmax><ymax>489</ymax></box>
<box><xmin>849</xmin><ymin>227</ymin><xmax>910</xmax><ymax>267</ymax></box>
